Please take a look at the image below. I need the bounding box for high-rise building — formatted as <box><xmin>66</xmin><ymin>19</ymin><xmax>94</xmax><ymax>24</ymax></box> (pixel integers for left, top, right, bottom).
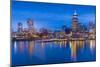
<box><xmin>72</xmin><ymin>10</ymin><xmax>78</xmax><ymax>33</ymax></box>
<box><xmin>78</xmin><ymin>22</ymin><xmax>87</xmax><ymax>32</ymax></box>
<box><xmin>88</xmin><ymin>21</ymin><xmax>95</xmax><ymax>39</ymax></box>
<box><xmin>27</xmin><ymin>19</ymin><xmax>35</xmax><ymax>34</ymax></box>
<box><xmin>72</xmin><ymin>10</ymin><xmax>79</xmax><ymax>37</ymax></box>
<box><xmin>17</xmin><ymin>22</ymin><xmax>23</xmax><ymax>33</ymax></box>
<box><xmin>89</xmin><ymin>21</ymin><xmax>95</xmax><ymax>29</ymax></box>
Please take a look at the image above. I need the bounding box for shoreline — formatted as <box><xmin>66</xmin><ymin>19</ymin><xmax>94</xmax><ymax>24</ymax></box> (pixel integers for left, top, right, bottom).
<box><xmin>11</xmin><ymin>38</ymin><xmax>95</xmax><ymax>42</ymax></box>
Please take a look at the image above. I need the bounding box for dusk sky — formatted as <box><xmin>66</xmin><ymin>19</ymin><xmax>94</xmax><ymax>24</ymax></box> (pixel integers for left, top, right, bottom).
<box><xmin>12</xmin><ymin>1</ymin><xmax>96</xmax><ymax>32</ymax></box>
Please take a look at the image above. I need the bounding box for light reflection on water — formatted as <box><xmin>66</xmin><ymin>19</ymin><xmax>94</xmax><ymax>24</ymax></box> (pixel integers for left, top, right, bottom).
<box><xmin>12</xmin><ymin>40</ymin><xmax>96</xmax><ymax>66</ymax></box>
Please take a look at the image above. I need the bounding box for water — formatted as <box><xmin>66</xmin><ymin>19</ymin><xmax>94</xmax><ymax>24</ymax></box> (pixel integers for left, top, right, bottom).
<box><xmin>11</xmin><ymin>40</ymin><xmax>96</xmax><ymax>66</ymax></box>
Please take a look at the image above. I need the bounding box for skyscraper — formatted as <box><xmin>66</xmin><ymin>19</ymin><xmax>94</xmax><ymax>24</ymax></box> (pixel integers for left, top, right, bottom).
<box><xmin>71</xmin><ymin>10</ymin><xmax>79</xmax><ymax>38</ymax></box>
<box><xmin>17</xmin><ymin>22</ymin><xmax>23</xmax><ymax>33</ymax></box>
<box><xmin>27</xmin><ymin>19</ymin><xmax>35</xmax><ymax>34</ymax></box>
<box><xmin>72</xmin><ymin>10</ymin><xmax>78</xmax><ymax>33</ymax></box>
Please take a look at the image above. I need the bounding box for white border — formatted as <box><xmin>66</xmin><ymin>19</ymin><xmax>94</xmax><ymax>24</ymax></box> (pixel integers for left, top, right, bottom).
<box><xmin>0</xmin><ymin>0</ymin><xmax>10</xmax><ymax>66</ymax></box>
<box><xmin>17</xmin><ymin>0</ymin><xmax>96</xmax><ymax>5</ymax></box>
<box><xmin>0</xmin><ymin>0</ymin><xmax>98</xmax><ymax>67</ymax></box>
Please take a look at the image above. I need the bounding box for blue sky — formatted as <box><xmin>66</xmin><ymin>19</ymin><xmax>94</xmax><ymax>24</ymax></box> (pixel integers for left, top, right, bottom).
<box><xmin>11</xmin><ymin>1</ymin><xmax>96</xmax><ymax>32</ymax></box>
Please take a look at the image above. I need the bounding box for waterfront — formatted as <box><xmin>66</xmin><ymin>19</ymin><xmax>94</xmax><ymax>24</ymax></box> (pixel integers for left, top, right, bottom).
<box><xmin>11</xmin><ymin>40</ymin><xmax>96</xmax><ymax>66</ymax></box>
<box><xmin>11</xmin><ymin>2</ymin><xmax>96</xmax><ymax>66</ymax></box>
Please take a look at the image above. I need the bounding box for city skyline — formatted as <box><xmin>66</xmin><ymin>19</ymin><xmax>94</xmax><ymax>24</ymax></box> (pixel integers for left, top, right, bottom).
<box><xmin>11</xmin><ymin>1</ymin><xmax>96</xmax><ymax>66</ymax></box>
<box><xmin>12</xmin><ymin>1</ymin><xmax>96</xmax><ymax>32</ymax></box>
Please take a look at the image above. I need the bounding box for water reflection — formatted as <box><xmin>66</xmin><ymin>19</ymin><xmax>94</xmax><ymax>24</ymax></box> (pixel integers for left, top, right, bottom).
<box><xmin>18</xmin><ymin>41</ymin><xmax>24</xmax><ymax>53</ymax></box>
<box><xmin>12</xmin><ymin>40</ymin><xmax>96</xmax><ymax>65</ymax></box>
<box><xmin>41</xmin><ymin>42</ymin><xmax>45</xmax><ymax>48</ymax></box>
<box><xmin>14</xmin><ymin>41</ymin><xmax>17</xmax><ymax>53</ymax></box>
<box><xmin>70</xmin><ymin>41</ymin><xmax>77</xmax><ymax>61</ymax></box>
<box><xmin>28</xmin><ymin>41</ymin><xmax>35</xmax><ymax>57</ymax></box>
<box><xmin>89</xmin><ymin>40</ymin><xmax>96</xmax><ymax>54</ymax></box>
